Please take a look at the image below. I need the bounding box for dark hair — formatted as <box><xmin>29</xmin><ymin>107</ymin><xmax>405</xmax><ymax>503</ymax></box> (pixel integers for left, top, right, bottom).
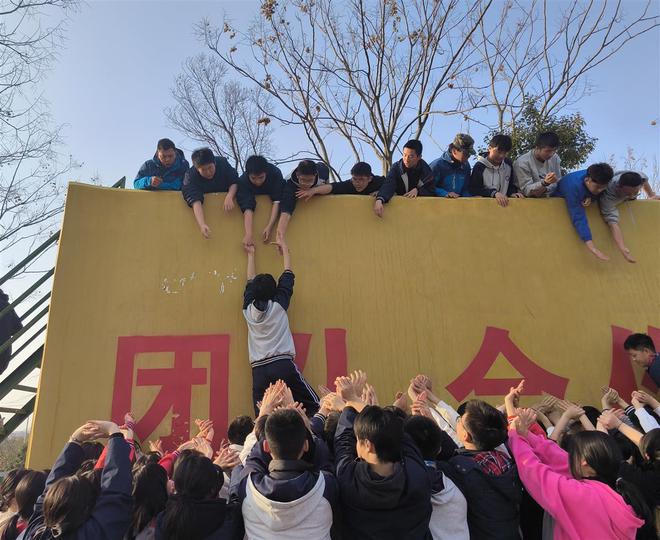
<box><xmin>403</xmin><ymin>139</ymin><xmax>423</xmax><ymax>156</ymax></box>
<box><xmin>586</xmin><ymin>163</ymin><xmax>614</xmax><ymax>185</ymax></box>
<box><xmin>404</xmin><ymin>416</ymin><xmax>442</xmax><ymax>461</ymax></box>
<box><xmin>80</xmin><ymin>442</ymin><xmax>104</xmax><ymax>463</ymax></box>
<box><xmin>254</xmin><ymin>415</ymin><xmax>268</xmax><ymax>442</ymax></box>
<box><xmin>130</xmin><ymin>463</ymin><xmax>168</xmax><ymax>537</ymax></box>
<box><xmin>462</xmin><ymin>400</ymin><xmax>507</xmax><ymax>451</ymax></box>
<box><xmin>582</xmin><ymin>406</ymin><xmax>601</xmax><ymax>428</ymax></box>
<box><xmin>354</xmin><ymin>405</ymin><xmax>403</xmax><ymax>463</ymax></box>
<box><xmin>569</xmin><ymin>431</ymin><xmax>652</xmax><ymax>529</ymax></box>
<box><xmin>14</xmin><ymin>470</ymin><xmax>46</xmax><ymax>521</ymax></box>
<box><xmin>640</xmin><ymin>429</ymin><xmax>660</xmax><ymax>470</ymax></box>
<box><xmin>157</xmin><ymin>138</ymin><xmax>176</xmax><ymax>152</ymax></box>
<box><xmin>296</xmin><ymin>160</ymin><xmax>318</xmax><ymax>176</ymax></box>
<box><xmin>350</xmin><ymin>162</ymin><xmax>372</xmax><ymax>177</ymax></box>
<box><xmin>535</xmin><ymin>132</ymin><xmax>560</xmax><ymax>149</ymax></box>
<box><xmin>191</xmin><ymin>148</ymin><xmax>215</xmax><ymax>168</ymax></box>
<box><xmin>265</xmin><ymin>409</ymin><xmax>307</xmax><ymax>460</ymax></box>
<box><xmin>618</xmin><ymin>172</ymin><xmax>644</xmax><ymax>188</ymax></box>
<box><xmin>245</xmin><ymin>155</ymin><xmax>269</xmax><ymax>176</ymax></box>
<box><xmin>323</xmin><ymin>412</ymin><xmax>340</xmax><ymax>453</ymax></box>
<box><xmin>227</xmin><ymin>415</ymin><xmax>254</xmax><ymax>446</ymax></box>
<box><xmin>42</xmin><ymin>475</ymin><xmax>98</xmax><ymax>536</ymax></box>
<box><xmin>133</xmin><ymin>452</ymin><xmax>162</xmax><ymax>469</ymax></box>
<box><xmin>251</xmin><ymin>273</ymin><xmax>277</xmax><ymax>302</ymax></box>
<box><xmin>0</xmin><ymin>469</ymin><xmax>28</xmax><ymax>512</ymax></box>
<box><xmin>76</xmin><ymin>459</ymin><xmax>97</xmax><ymax>475</ymax></box>
<box><xmin>612</xmin><ymin>431</ymin><xmax>644</xmax><ymax>467</ymax></box>
<box><xmin>161</xmin><ymin>454</ymin><xmax>223</xmax><ymax>540</ymax></box>
<box><xmin>488</xmin><ymin>134</ymin><xmax>512</xmax><ymax>152</ymax></box>
<box><xmin>623</xmin><ymin>333</ymin><xmax>656</xmax><ymax>353</ymax></box>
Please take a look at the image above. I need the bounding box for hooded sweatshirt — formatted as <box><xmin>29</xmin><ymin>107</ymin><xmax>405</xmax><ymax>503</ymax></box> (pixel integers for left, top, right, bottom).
<box><xmin>334</xmin><ymin>407</ymin><xmax>432</xmax><ymax>539</ymax></box>
<box><xmin>233</xmin><ymin>434</ymin><xmax>337</xmax><ymax>540</ymax></box>
<box><xmin>242</xmin><ymin>270</ymin><xmax>295</xmax><ymax>367</ymax></box>
<box><xmin>469</xmin><ymin>154</ymin><xmax>519</xmax><ymax>197</ymax></box>
<box><xmin>430</xmin><ymin>150</ymin><xmax>472</xmax><ymax>198</ymax></box>
<box><xmin>552</xmin><ymin>169</ymin><xmax>598</xmax><ymax>242</ymax></box>
<box><xmin>513</xmin><ymin>150</ymin><xmax>561</xmax><ymax>197</ymax></box>
<box><xmin>0</xmin><ymin>289</ymin><xmax>22</xmax><ymax>374</ymax></box>
<box><xmin>508</xmin><ymin>430</ymin><xmax>644</xmax><ymax>540</ymax></box>
<box><xmin>375</xmin><ymin>158</ymin><xmax>435</xmax><ymax>203</ymax></box>
<box><xmin>134</xmin><ymin>148</ymin><xmax>189</xmax><ymax>191</ymax></box>
<box><xmin>448</xmin><ymin>448</ymin><xmax>522</xmax><ymax>540</ymax></box>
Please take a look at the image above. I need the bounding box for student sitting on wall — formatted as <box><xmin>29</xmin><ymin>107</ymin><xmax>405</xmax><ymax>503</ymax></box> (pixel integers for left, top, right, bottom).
<box><xmin>552</xmin><ymin>163</ymin><xmax>614</xmax><ymax>261</ymax></box>
<box><xmin>236</xmin><ymin>155</ymin><xmax>285</xmax><ymax>251</ymax></box>
<box><xmin>373</xmin><ymin>139</ymin><xmax>435</xmax><ymax>218</ymax></box>
<box><xmin>513</xmin><ymin>132</ymin><xmax>562</xmax><ymax>197</ymax></box>
<box><xmin>431</xmin><ymin>133</ymin><xmax>475</xmax><ymax>199</ymax></box>
<box><xmin>469</xmin><ymin>134</ymin><xmax>524</xmax><ymax>206</ymax></box>
<box><xmin>133</xmin><ymin>138</ymin><xmax>189</xmax><ymax>191</ymax></box>
<box><xmin>599</xmin><ymin>171</ymin><xmax>650</xmax><ymax>263</ymax></box>
<box><xmin>296</xmin><ymin>161</ymin><xmax>385</xmax><ymax>200</ymax></box>
<box><xmin>181</xmin><ymin>147</ymin><xmax>239</xmax><ymax>239</ymax></box>
<box><xmin>275</xmin><ymin>160</ymin><xmax>329</xmax><ymax>243</ymax></box>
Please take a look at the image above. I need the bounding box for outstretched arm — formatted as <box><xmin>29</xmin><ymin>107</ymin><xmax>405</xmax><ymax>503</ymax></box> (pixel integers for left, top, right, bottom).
<box><xmin>247</xmin><ymin>247</ymin><xmax>256</xmax><ymax>280</ymax></box>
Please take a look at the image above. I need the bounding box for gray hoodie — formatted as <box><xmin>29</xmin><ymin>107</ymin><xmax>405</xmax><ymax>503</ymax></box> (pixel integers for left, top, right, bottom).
<box><xmin>513</xmin><ymin>150</ymin><xmax>561</xmax><ymax>197</ymax></box>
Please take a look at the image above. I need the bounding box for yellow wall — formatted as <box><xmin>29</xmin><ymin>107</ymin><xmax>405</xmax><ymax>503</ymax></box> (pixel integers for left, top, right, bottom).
<box><xmin>27</xmin><ymin>183</ymin><xmax>660</xmax><ymax>467</ymax></box>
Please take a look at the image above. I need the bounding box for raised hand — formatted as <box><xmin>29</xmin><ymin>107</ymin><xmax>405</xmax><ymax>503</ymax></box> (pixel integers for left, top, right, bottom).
<box><xmin>214</xmin><ymin>445</ymin><xmax>241</xmax><ymax>472</ymax></box>
<box><xmin>512</xmin><ymin>408</ymin><xmax>537</xmax><ymax>436</ymax></box>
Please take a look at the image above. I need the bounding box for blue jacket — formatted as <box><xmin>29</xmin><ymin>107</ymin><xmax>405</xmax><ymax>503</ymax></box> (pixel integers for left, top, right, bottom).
<box><xmin>552</xmin><ymin>169</ymin><xmax>598</xmax><ymax>242</ymax></box>
<box><xmin>334</xmin><ymin>407</ymin><xmax>432</xmax><ymax>539</ymax></box>
<box><xmin>134</xmin><ymin>148</ymin><xmax>189</xmax><ymax>191</ymax></box>
<box><xmin>430</xmin><ymin>151</ymin><xmax>472</xmax><ymax>197</ymax></box>
<box><xmin>19</xmin><ymin>434</ymin><xmax>133</xmax><ymax>540</ymax></box>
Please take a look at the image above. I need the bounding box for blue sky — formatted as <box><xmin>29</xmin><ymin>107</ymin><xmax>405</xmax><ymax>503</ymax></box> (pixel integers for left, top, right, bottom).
<box><xmin>42</xmin><ymin>0</ymin><xmax>659</xmax><ymax>186</ymax></box>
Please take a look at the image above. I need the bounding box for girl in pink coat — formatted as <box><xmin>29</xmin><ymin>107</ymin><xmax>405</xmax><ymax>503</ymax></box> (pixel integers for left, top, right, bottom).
<box><xmin>508</xmin><ymin>409</ymin><xmax>651</xmax><ymax>540</ymax></box>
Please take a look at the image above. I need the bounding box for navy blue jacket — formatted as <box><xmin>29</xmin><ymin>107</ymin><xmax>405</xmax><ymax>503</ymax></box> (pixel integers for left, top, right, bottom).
<box><xmin>232</xmin><ymin>433</ymin><xmax>337</xmax><ymax>505</ymax></box>
<box><xmin>334</xmin><ymin>407</ymin><xmax>432</xmax><ymax>539</ymax></box>
<box><xmin>649</xmin><ymin>353</ymin><xmax>660</xmax><ymax>388</ymax></box>
<box><xmin>448</xmin><ymin>449</ymin><xmax>522</xmax><ymax>540</ymax></box>
<box><xmin>376</xmin><ymin>159</ymin><xmax>434</xmax><ymax>203</ymax></box>
<box><xmin>330</xmin><ymin>176</ymin><xmax>385</xmax><ymax>195</ymax></box>
<box><xmin>236</xmin><ymin>163</ymin><xmax>285</xmax><ymax>213</ymax></box>
<box><xmin>19</xmin><ymin>434</ymin><xmax>133</xmax><ymax>540</ymax></box>
<box><xmin>134</xmin><ymin>148</ymin><xmax>189</xmax><ymax>191</ymax></box>
<box><xmin>280</xmin><ymin>162</ymin><xmax>330</xmax><ymax>215</ymax></box>
<box><xmin>181</xmin><ymin>157</ymin><xmax>239</xmax><ymax>207</ymax></box>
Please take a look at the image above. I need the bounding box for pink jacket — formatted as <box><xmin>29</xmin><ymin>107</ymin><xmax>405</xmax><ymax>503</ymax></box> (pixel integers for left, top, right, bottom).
<box><xmin>508</xmin><ymin>430</ymin><xmax>643</xmax><ymax>540</ymax></box>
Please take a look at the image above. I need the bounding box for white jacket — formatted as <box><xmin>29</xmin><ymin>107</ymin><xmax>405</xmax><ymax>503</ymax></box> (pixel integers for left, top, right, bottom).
<box><xmin>243</xmin><ymin>301</ymin><xmax>295</xmax><ymax>366</ymax></box>
<box><xmin>242</xmin><ymin>472</ymin><xmax>332</xmax><ymax>540</ymax></box>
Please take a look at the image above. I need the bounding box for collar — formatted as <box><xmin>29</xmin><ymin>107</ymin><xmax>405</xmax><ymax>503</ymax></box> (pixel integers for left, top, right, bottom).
<box><xmin>268</xmin><ymin>459</ymin><xmax>314</xmax><ymax>475</ymax></box>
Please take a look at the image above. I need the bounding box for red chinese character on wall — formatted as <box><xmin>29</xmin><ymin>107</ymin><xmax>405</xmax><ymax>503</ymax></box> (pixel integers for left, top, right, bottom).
<box><xmin>111</xmin><ymin>335</ymin><xmax>230</xmax><ymax>449</ymax></box>
<box><xmin>607</xmin><ymin>325</ymin><xmax>659</xmax><ymax>398</ymax></box>
<box><xmin>111</xmin><ymin>329</ymin><xmax>348</xmax><ymax>449</ymax></box>
<box><xmin>446</xmin><ymin>327</ymin><xmax>569</xmax><ymax>401</ymax></box>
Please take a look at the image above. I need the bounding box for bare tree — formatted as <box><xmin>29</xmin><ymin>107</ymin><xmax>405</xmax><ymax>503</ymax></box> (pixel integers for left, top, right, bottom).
<box><xmin>473</xmin><ymin>0</ymin><xmax>658</xmax><ymax>132</ymax></box>
<box><xmin>0</xmin><ymin>0</ymin><xmax>79</xmax><ymax>255</ymax></box>
<box><xmin>199</xmin><ymin>0</ymin><xmax>495</xmax><ymax>176</ymax></box>
<box><xmin>166</xmin><ymin>53</ymin><xmax>274</xmax><ymax>172</ymax></box>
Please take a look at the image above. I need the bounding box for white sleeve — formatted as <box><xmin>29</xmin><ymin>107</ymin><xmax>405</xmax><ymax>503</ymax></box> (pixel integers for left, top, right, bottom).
<box><xmin>239</xmin><ymin>430</ymin><xmax>258</xmax><ymax>464</ymax></box>
<box><xmin>634</xmin><ymin>407</ymin><xmax>660</xmax><ymax>433</ymax></box>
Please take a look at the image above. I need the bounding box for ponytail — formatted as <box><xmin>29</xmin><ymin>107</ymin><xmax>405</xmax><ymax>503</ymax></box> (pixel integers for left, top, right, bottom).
<box><xmin>615</xmin><ymin>478</ymin><xmax>655</xmax><ymax>538</ymax></box>
<box><xmin>160</xmin><ymin>495</ymin><xmax>198</xmax><ymax>540</ymax></box>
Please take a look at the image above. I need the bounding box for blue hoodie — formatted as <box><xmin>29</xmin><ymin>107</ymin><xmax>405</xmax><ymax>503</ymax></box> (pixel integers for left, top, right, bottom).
<box><xmin>19</xmin><ymin>434</ymin><xmax>133</xmax><ymax>540</ymax></box>
<box><xmin>430</xmin><ymin>151</ymin><xmax>472</xmax><ymax>197</ymax></box>
<box><xmin>134</xmin><ymin>148</ymin><xmax>189</xmax><ymax>191</ymax></box>
<box><xmin>552</xmin><ymin>169</ymin><xmax>599</xmax><ymax>242</ymax></box>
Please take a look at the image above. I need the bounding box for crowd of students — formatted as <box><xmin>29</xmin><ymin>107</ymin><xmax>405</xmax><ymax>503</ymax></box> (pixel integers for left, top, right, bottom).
<box><xmin>134</xmin><ymin>132</ymin><xmax>658</xmax><ymax>263</ymax></box>
<box><xmin>1</xmin><ymin>368</ymin><xmax>658</xmax><ymax>539</ymax></box>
